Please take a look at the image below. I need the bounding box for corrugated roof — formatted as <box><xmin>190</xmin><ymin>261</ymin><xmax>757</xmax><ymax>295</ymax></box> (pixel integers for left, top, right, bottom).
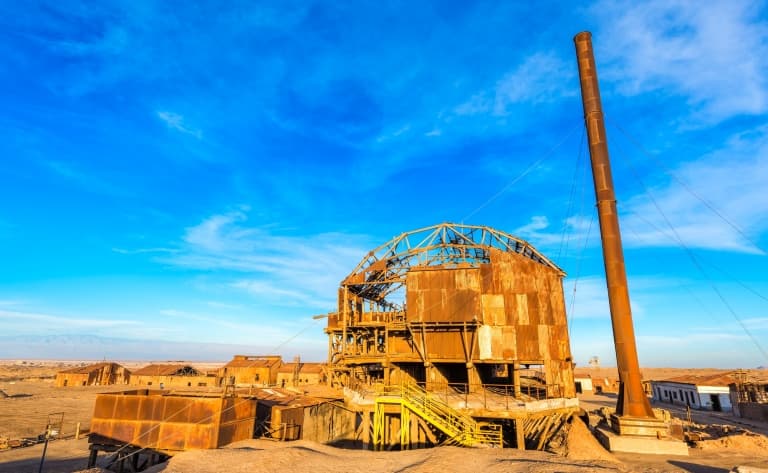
<box><xmin>223</xmin><ymin>357</ymin><xmax>281</xmax><ymax>369</ymax></box>
<box><xmin>59</xmin><ymin>362</ymin><xmax>125</xmax><ymax>375</ymax></box>
<box><xmin>243</xmin><ymin>387</ymin><xmax>329</xmax><ymax>407</ymax></box>
<box><xmin>132</xmin><ymin>364</ymin><xmax>202</xmax><ymax>376</ymax></box>
<box><xmin>656</xmin><ymin>373</ymin><xmax>738</xmax><ymax>387</ymax></box>
<box><xmin>277</xmin><ymin>363</ymin><xmax>325</xmax><ymax>374</ymax></box>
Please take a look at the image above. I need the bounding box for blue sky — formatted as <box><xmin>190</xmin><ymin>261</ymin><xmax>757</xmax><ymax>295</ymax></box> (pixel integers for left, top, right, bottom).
<box><xmin>1</xmin><ymin>1</ymin><xmax>767</xmax><ymax>367</ymax></box>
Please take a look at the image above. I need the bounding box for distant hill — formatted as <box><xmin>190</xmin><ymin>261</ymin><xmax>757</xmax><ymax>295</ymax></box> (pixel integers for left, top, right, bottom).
<box><xmin>0</xmin><ymin>335</ymin><xmax>326</xmax><ymax>362</ymax></box>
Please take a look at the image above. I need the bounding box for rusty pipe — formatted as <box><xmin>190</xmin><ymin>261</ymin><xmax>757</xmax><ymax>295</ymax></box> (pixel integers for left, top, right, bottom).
<box><xmin>574</xmin><ymin>31</ymin><xmax>655</xmax><ymax>419</ymax></box>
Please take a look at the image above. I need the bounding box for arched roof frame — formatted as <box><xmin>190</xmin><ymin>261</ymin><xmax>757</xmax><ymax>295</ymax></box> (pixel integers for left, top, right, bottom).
<box><xmin>341</xmin><ymin>222</ymin><xmax>564</xmax><ymax>304</ymax></box>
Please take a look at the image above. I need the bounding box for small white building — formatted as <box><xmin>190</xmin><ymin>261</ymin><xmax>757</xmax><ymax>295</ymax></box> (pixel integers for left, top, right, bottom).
<box><xmin>650</xmin><ymin>373</ymin><xmax>737</xmax><ymax>412</ymax></box>
<box><xmin>574</xmin><ymin>376</ymin><xmax>593</xmax><ymax>394</ymax></box>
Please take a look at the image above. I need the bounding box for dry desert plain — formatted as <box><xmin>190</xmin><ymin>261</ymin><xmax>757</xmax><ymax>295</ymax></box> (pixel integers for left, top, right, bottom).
<box><xmin>1</xmin><ymin>360</ymin><xmax>767</xmax><ymax>473</ymax></box>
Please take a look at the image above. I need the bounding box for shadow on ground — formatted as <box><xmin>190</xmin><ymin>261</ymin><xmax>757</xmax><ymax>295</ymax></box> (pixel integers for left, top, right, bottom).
<box><xmin>668</xmin><ymin>460</ymin><xmax>729</xmax><ymax>473</ymax></box>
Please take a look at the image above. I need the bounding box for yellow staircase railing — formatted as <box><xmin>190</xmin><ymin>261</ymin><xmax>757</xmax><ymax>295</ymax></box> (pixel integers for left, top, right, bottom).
<box><xmin>373</xmin><ymin>382</ymin><xmax>502</xmax><ymax>449</ymax></box>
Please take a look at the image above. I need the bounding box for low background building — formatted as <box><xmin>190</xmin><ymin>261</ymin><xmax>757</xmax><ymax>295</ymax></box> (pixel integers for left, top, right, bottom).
<box><xmin>129</xmin><ymin>364</ymin><xmax>213</xmax><ymax>388</ymax></box>
<box><xmin>276</xmin><ymin>362</ymin><xmax>326</xmax><ymax>387</ymax></box>
<box><xmin>592</xmin><ymin>377</ymin><xmax>619</xmax><ymax>394</ymax></box>
<box><xmin>218</xmin><ymin>355</ymin><xmax>282</xmax><ymax>387</ymax></box>
<box><xmin>650</xmin><ymin>373</ymin><xmax>737</xmax><ymax>412</ymax></box>
<box><xmin>729</xmin><ymin>369</ymin><xmax>768</xmax><ymax>421</ymax></box>
<box><xmin>55</xmin><ymin>362</ymin><xmax>130</xmax><ymax>387</ymax></box>
<box><xmin>574</xmin><ymin>376</ymin><xmax>593</xmax><ymax>394</ymax></box>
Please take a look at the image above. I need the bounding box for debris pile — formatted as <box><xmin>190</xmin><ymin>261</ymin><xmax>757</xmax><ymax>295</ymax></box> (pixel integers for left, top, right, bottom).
<box><xmin>690</xmin><ymin>424</ymin><xmax>768</xmax><ymax>452</ymax></box>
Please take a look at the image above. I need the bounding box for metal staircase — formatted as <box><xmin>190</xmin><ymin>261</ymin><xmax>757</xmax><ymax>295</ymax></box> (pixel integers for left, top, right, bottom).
<box><xmin>373</xmin><ymin>381</ymin><xmax>502</xmax><ymax>449</ymax></box>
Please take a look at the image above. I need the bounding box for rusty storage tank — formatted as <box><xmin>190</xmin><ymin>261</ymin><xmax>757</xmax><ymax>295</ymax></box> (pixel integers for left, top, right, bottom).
<box><xmin>89</xmin><ymin>389</ymin><xmax>257</xmax><ymax>452</ymax></box>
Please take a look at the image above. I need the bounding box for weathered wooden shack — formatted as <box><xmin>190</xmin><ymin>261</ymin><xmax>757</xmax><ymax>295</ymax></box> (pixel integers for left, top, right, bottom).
<box><xmin>55</xmin><ymin>362</ymin><xmax>130</xmax><ymax>387</ymax></box>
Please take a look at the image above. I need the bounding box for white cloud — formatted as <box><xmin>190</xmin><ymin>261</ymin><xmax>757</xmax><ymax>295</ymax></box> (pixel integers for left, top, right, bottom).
<box><xmin>595</xmin><ymin>0</ymin><xmax>768</xmax><ymax>124</ymax></box>
<box><xmin>639</xmin><ymin>332</ymin><xmax>748</xmax><ymax>346</ymax></box>
<box><xmin>162</xmin><ymin>209</ymin><xmax>371</xmax><ymax>310</ymax></box>
<box><xmin>0</xmin><ymin>300</ymin><xmax>24</xmax><ymax>307</ymax></box>
<box><xmin>742</xmin><ymin>317</ymin><xmax>768</xmax><ymax>330</ymax></box>
<box><xmin>620</xmin><ymin>126</ymin><xmax>768</xmax><ymax>253</ymax></box>
<box><xmin>563</xmin><ymin>276</ymin><xmax>645</xmax><ymax>321</ymax></box>
<box><xmin>513</xmin><ymin>215</ymin><xmax>572</xmax><ymax>248</ymax></box>
<box><xmin>515</xmin><ymin>125</ymin><xmax>768</xmax><ymax>254</ymax></box>
<box><xmin>375</xmin><ymin>124</ymin><xmax>411</xmax><ymax>143</ymax></box>
<box><xmin>454</xmin><ymin>52</ymin><xmax>575</xmax><ymax>117</ymax></box>
<box><xmin>153</xmin><ymin>306</ymin><xmax>327</xmax><ymax>352</ymax></box>
<box><xmin>0</xmin><ymin>309</ymin><xmax>138</xmax><ymax>334</ymax></box>
<box><xmin>156</xmin><ymin>111</ymin><xmax>203</xmax><ymax>139</ymax></box>
<box><xmin>43</xmin><ymin>160</ymin><xmax>128</xmax><ymax>196</ymax></box>
<box><xmin>112</xmin><ymin>247</ymin><xmax>179</xmax><ymax>255</ymax></box>
<box><xmin>563</xmin><ymin>276</ymin><xmax>609</xmax><ymax>319</ymax></box>
<box><xmin>206</xmin><ymin>301</ymin><xmax>243</xmax><ymax>310</ymax></box>
<box><xmin>158</xmin><ymin>308</ymin><xmax>290</xmax><ymax>339</ymax></box>
<box><xmin>230</xmin><ymin>280</ymin><xmax>326</xmax><ymax>308</ymax></box>
<box><xmin>493</xmin><ymin>53</ymin><xmax>576</xmax><ymax>113</ymax></box>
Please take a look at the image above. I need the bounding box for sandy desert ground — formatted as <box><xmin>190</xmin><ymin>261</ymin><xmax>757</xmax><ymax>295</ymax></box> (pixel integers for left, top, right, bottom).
<box><xmin>1</xmin><ymin>361</ymin><xmax>767</xmax><ymax>473</ymax></box>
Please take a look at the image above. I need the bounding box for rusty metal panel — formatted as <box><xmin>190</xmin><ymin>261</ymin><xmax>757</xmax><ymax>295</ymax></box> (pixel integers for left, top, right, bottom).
<box><xmin>526</xmin><ymin>293</ymin><xmax>540</xmax><ymax>325</ymax></box>
<box><xmin>516</xmin><ymin>325</ymin><xmax>541</xmax><ymax>360</ymax></box>
<box><xmin>537</xmin><ymin>289</ymin><xmax>553</xmax><ymax>325</ymax></box>
<box><xmin>500</xmin><ymin>326</ymin><xmax>517</xmax><ymax>360</ymax></box>
<box><xmin>423</xmin><ymin>332</ymin><xmax>464</xmax><ymax>359</ymax></box>
<box><xmin>477</xmin><ymin>326</ymin><xmax>518</xmax><ymax>360</ymax></box>
<box><xmin>90</xmin><ymin>391</ymin><xmax>256</xmax><ymax>452</ymax></box>
<box><xmin>550</xmin><ymin>276</ymin><xmax>567</xmax><ymax>325</ymax></box>
<box><xmin>449</xmin><ymin>290</ymin><xmax>479</xmax><ymax>322</ymax></box>
<box><xmin>454</xmin><ymin>268</ymin><xmax>480</xmax><ymax>291</ymax></box>
<box><xmin>478</xmin><ymin>325</ymin><xmax>492</xmax><ymax>360</ymax></box>
<box><xmin>515</xmin><ymin>293</ymin><xmax>529</xmax><ymax>325</ymax></box>
<box><xmin>480</xmin><ymin>263</ymin><xmax>495</xmax><ymax>293</ymax></box>
<box><xmin>537</xmin><ymin>324</ymin><xmax>551</xmax><ymax>359</ymax></box>
<box><xmin>549</xmin><ymin>324</ymin><xmax>570</xmax><ymax>360</ymax></box>
<box><xmin>271</xmin><ymin>405</ymin><xmax>304</xmax><ymax>440</ymax></box>
<box><xmin>481</xmin><ymin>294</ymin><xmax>505</xmax><ymax>326</ymax></box>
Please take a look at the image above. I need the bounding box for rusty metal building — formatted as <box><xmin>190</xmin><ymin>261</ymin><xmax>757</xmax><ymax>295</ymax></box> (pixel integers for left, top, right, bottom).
<box><xmin>129</xmin><ymin>364</ymin><xmax>213</xmax><ymax>388</ymax></box>
<box><xmin>324</xmin><ymin>223</ymin><xmax>578</xmax><ymax>449</ymax></box>
<box><xmin>55</xmin><ymin>362</ymin><xmax>130</xmax><ymax>387</ymax></box>
<box><xmin>88</xmin><ymin>389</ymin><xmax>257</xmax><ymax>470</ymax></box>
<box><xmin>251</xmin><ymin>387</ymin><xmax>355</xmax><ymax>444</ymax></box>
<box><xmin>218</xmin><ymin>355</ymin><xmax>282</xmax><ymax>387</ymax></box>
<box><xmin>276</xmin><ymin>362</ymin><xmax>326</xmax><ymax>387</ymax></box>
<box><xmin>326</xmin><ymin>223</ymin><xmax>574</xmax><ymax>396</ymax></box>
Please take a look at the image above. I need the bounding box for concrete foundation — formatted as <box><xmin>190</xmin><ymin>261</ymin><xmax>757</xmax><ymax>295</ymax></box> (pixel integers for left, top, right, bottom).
<box><xmin>595</xmin><ymin>425</ymin><xmax>689</xmax><ymax>456</ymax></box>
<box><xmin>609</xmin><ymin>414</ymin><xmax>668</xmax><ymax>437</ymax></box>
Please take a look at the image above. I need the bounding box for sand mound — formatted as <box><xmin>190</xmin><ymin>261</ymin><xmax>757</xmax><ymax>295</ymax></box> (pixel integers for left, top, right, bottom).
<box><xmin>151</xmin><ymin>438</ymin><xmax>626</xmax><ymax>473</ymax></box>
<box><xmin>561</xmin><ymin>417</ymin><xmax>622</xmax><ymax>464</ymax></box>
<box><xmin>695</xmin><ymin>432</ymin><xmax>768</xmax><ymax>452</ymax></box>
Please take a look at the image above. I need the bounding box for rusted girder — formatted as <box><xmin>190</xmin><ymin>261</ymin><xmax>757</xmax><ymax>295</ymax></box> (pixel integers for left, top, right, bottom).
<box><xmin>574</xmin><ymin>31</ymin><xmax>655</xmax><ymax>419</ymax></box>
